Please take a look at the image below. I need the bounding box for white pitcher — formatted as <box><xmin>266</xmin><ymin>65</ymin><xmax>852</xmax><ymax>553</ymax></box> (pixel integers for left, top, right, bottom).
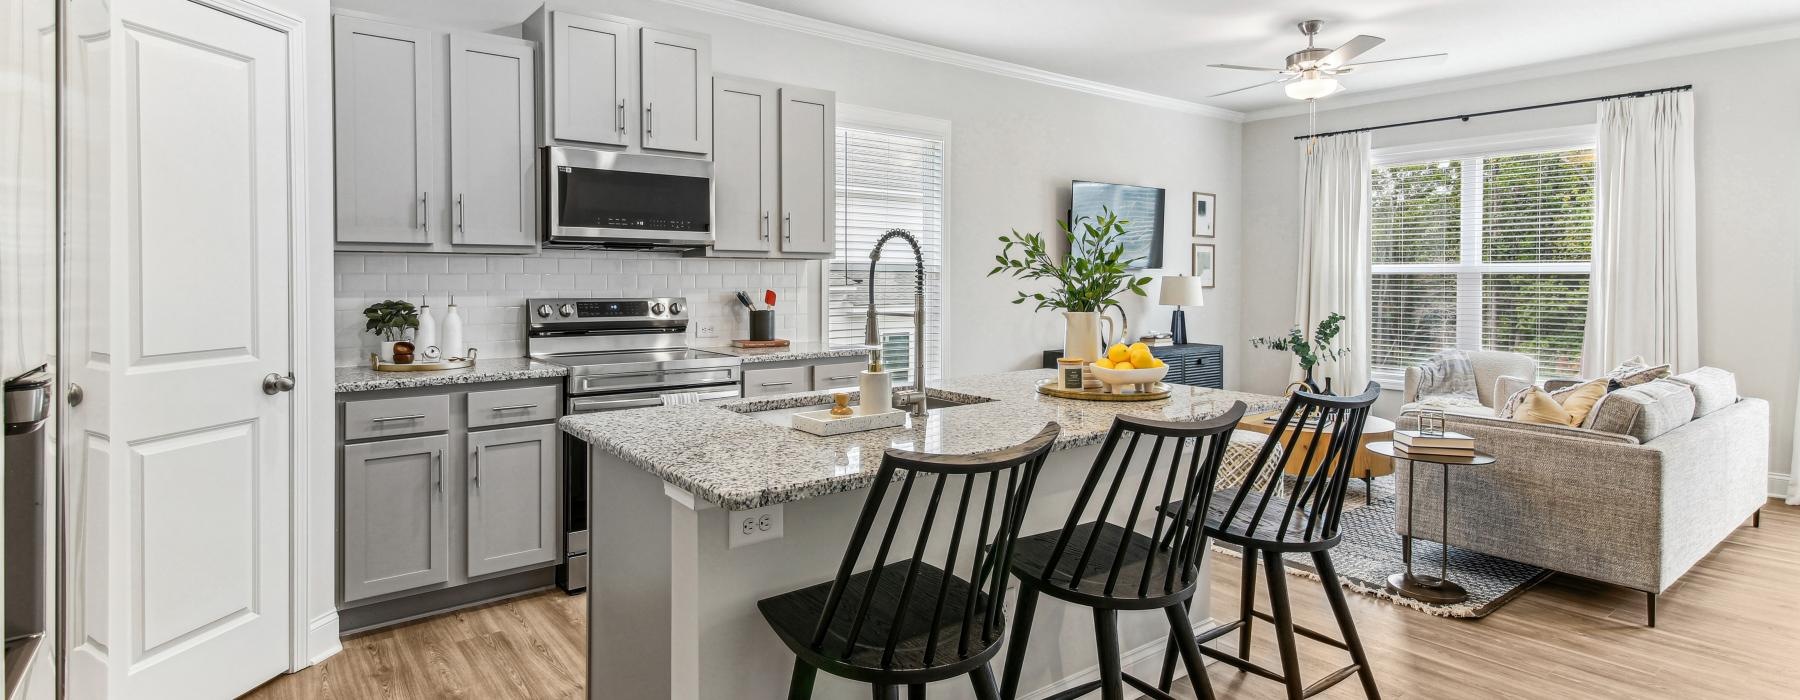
<box><xmin>1062</xmin><ymin>311</ymin><xmax>1115</xmax><ymax>365</ymax></box>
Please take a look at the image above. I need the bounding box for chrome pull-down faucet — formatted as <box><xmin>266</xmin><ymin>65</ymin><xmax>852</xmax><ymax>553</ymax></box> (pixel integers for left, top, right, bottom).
<box><xmin>864</xmin><ymin>229</ymin><xmax>927</xmax><ymax>417</ymax></box>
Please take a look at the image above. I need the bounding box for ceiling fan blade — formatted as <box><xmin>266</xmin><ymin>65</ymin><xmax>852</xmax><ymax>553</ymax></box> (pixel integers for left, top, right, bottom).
<box><xmin>1208</xmin><ymin>63</ymin><xmax>1290</xmax><ymax>73</ymax></box>
<box><xmin>1339</xmin><ymin>52</ymin><xmax>1448</xmax><ymax>69</ymax></box>
<box><xmin>1318</xmin><ymin>34</ymin><xmax>1384</xmax><ymax>68</ymax></box>
<box><xmin>1208</xmin><ymin>77</ymin><xmax>1294</xmax><ymax>98</ymax></box>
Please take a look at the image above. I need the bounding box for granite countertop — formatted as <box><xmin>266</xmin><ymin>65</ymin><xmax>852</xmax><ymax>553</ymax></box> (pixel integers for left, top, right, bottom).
<box><xmin>561</xmin><ymin>369</ymin><xmax>1286</xmax><ymax>510</ymax></box>
<box><xmin>334</xmin><ymin>357</ymin><xmax>569</xmax><ymax>393</ymax></box>
<box><xmin>696</xmin><ymin>341</ymin><xmax>875</xmax><ymax>364</ymax></box>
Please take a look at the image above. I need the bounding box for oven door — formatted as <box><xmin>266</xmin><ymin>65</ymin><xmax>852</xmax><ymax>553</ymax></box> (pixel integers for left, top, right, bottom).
<box><xmin>546</xmin><ymin>147</ymin><xmax>713</xmax><ymax>247</ymax></box>
<box><xmin>559</xmin><ymin>381</ymin><xmax>739</xmax><ymax>593</ymax></box>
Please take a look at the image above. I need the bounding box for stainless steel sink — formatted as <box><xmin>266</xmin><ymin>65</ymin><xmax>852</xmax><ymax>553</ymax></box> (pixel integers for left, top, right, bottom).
<box><xmin>922</xmin><ymin>396</ymin><xmax>981</xmax><ymax>410</ymax></box>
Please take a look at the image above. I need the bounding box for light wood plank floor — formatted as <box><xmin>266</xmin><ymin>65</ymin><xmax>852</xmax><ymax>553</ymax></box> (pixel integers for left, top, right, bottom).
<box><xmin>249</xmin><ymin>500</ymin><xmax>1797</xmax><ymax>699</ymax></box>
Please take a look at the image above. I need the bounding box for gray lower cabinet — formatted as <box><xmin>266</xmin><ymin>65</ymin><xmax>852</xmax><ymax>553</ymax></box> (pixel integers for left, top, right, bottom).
<box><xmin>466</xmin><ymin>423</ymin><xmax>558</xmax><ymax>577</ymax></box>
<box><xmin>342</xmin><ymin>435</ymin><xmax>450</xmax><ymax>601</ymax></box>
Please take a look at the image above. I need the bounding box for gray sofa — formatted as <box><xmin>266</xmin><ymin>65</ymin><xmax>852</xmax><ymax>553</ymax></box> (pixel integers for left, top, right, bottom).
<box><xmin>1394</xmin><ymin>367</ymin><xmax>1768</xmax><ymax>626</ymax></box>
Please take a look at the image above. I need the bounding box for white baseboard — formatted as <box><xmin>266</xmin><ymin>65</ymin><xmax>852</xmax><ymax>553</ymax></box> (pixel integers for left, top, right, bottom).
<box><xmin>1769</xmin><ymin>471</ymin><xmax>1791</xmax><ymax>500</ymax></box>
<box><xmin>306</xmin><ymin>611</ymin><xmax>343</xmax><ymax>667</ymax></box>
<box><xmin>1020</xmin><ymin>618</ymin><xmax>1220</xmax><ymax>700</ymax></box>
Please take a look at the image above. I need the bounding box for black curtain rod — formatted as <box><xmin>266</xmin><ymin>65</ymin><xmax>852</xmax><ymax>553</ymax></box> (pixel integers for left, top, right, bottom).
<box><xmin>1292</xmin><ymin>84</ymin><xmax>1692</xmax><ymax>141</ymax></box>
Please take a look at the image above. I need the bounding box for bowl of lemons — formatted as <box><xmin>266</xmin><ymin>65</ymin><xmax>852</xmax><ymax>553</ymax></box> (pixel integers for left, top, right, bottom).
<box><xmin>1089</xmin><ymin>342</ymin><xmax>1168</xmax><ymax>393</ymax></box>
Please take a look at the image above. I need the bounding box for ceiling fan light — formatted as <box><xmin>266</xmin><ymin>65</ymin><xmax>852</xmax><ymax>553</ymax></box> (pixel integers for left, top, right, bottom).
<box><xmin>1285</xmin><ymin>75</ymin><xmax>1341</xmax><ymax>101</ymax></box>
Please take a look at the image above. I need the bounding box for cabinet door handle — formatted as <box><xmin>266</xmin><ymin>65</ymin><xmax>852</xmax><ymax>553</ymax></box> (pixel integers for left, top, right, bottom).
<box><xmin>825</xmin><ymin>375</ymin><xmax>856</xmax><ymax>381</ymax></box>
<box><xmin>783</xmin><ymin>212</ymin><xmax>792</xmax><ymax>241</ymax></box>
<box><xmin>489</xmin><ymin>403</ymin><xmax>538</xmax><ymax>412</ymax></box>
<box><xmin>419</xmin><ymin>192</ymin><xmax>429</xmax><ymax>233</ymax></box>
<box><xmin>471</xmin><ymin>447</ymin><xmax>480</xmax><ymax>487</ymax></box>
<box><xmin>645</xmin><ymin>102</ymin><xmax>653</xmax><ymax>137</ymax></box>
<box><xmin>617</xmin><ymin>98</ymin><xmax>626</xmax><ymax>134</ymax></box>
<box><xmin>370</xmin><ymin>414</ymin><xmax>426</xmax><ymax>423</ymax></box>
<box><xmin>433</xmin><ymin>450</ymin><xmax>443</xmax><ymax>494</ymax></box>
<box><xmin>759</xmin><ymin>381</ymin><xmax>793</xmax><ymax>388</ymax></box>
<box><xmin>762</xmin><ymin>211</ymin><xmax>770</xmax><ymax>240</ymax></box>
<box><xmin>455</xmin><ymin>193</ymin><xmax>465</xmax><ymax>238</ymax></box>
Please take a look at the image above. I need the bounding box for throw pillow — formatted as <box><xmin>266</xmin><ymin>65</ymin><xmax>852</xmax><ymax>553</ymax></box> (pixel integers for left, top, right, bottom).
<box><xmin>1605</xmin><ymin>355</ymin><xmax>1671</xmax><ymax>390</ymax></box>
<box><xmin>1499</xmin><ymin>378</ymin><xmax>1609</xmax><ymax>427</ymax></box>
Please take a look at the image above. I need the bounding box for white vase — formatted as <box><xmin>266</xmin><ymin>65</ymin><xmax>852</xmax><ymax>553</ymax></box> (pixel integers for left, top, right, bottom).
<box><xmin>1062</xmin><ymin>311</ymin><xmax>1114</xmax><ymax>365</ymax></box>
<box><xmin>379</xmin><ymin>340</ymin><xmax>398</xmax><ymax>363</ymax></box>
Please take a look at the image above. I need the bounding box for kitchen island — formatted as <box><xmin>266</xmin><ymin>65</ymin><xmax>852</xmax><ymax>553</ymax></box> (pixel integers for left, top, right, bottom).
<box><xmin>563</xmin><ymin>369</ymin><xmax>1284</xmax><ymax>699</ymax></box>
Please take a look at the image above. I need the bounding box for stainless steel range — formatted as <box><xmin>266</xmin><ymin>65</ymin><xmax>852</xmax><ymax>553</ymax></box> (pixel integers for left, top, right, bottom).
<box><xmin>528</xmin><ymin>297</ymin><xmax>743</xmax><ymax>592</ymax></box>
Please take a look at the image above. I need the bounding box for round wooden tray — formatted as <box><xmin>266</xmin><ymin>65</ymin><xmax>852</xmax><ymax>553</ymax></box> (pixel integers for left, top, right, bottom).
<box><xmin>369</xmin><ymin>348</ymin><xmax>478</xmax><ymax>372</ymax></box>
<box><xmin>1035</xmin><ymin>379</ymin><xmax>1172</xmax><ymax>402</ymax></box>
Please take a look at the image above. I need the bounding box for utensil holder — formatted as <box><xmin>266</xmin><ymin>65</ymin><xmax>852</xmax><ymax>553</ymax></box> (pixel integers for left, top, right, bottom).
<box><xmin>749</xmin><ymin>310</ymin><xmax>775</xmax><ymax>341</ymax></box>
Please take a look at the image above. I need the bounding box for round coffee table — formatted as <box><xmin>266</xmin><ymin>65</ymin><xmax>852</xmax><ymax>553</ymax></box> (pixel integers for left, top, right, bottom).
<box><xmin>1237</xmin><ymin>410</ymin><xmax>1396</xmax><ymax>487</ymax></box>
<box><xmin>1365</xmin><ymin>441</ymin><xmax>1496</xmax><ymax>605</ymax></box>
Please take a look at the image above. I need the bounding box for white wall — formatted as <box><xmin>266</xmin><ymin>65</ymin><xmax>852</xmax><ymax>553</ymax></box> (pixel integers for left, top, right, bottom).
<box><xmin>1238</xmin><ymin>39</ymin><xmax>1800</xmax><ymax>486</ymax></box>
<box><xmin>331</xmin><ymin>0</ymin><xmax>1247</xmax><ymax>382</ymax></box>
<box><xmin>333</xmin><ymin>251</ymin><xmax>810</xmax><ymax>363</ymax></box>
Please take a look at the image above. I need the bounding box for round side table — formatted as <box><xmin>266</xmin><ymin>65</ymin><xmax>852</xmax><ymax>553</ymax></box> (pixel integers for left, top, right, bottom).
<box><xmin>1365</xmin><ymin>441</ymin><xmax>1495</xmax><ymax>605</ymax></box>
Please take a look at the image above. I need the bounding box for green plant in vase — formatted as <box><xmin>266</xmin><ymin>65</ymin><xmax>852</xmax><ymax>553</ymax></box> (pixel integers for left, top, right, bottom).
<box><xmin>363</xmin><ymin>299</ymin><xmax>419</xmax><ymax>363</ymax></box>
<box><xmin>988</xmin><ymin>208</ymin><xmax>1153</xmax><ymax>365</ymax></box>
<box><xmin>1250</xmin><ymin>312</ymin><xmax>1349</xmax><ymax>394</ymax></box>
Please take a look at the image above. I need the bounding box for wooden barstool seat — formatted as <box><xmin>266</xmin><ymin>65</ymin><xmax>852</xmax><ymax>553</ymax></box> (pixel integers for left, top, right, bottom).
<box><xmin>758</xmin><ymin>423</ymin><xmax>1061</xmax><ymax>699</ymax></box>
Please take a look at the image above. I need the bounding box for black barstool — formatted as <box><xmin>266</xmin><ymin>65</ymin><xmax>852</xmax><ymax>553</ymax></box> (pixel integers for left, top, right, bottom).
<box><xmin>999</xmin><ymin>405</ymin><xmax>1248</xmax><ymax>700</ymax></box>
<box><xmin>1156</xmin><ymin>384</ymin><xmax>1384</xmax><ymax>700</ymax></box>
<box><xmin>758</xmin><ymin>423</ymin><xmax>1060</xmax><ymax>699</ymax></box>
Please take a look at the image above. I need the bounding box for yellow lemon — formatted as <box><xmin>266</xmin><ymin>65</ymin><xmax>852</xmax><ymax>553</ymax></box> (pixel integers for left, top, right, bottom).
<box><xmin>1106</xmin><ymin>344</ymin><xmax>1129</xmax><ymax>362</ymax></box>
<box><xmin>1149</xmin><ymin>358</ymin><xmax>1165</xmax><ymax>368</ymax></box>
<box><xmin>1128</xmin><ymin>347</ymin><xmax>1154</xmax><ymax>367</ymax></box>
<box><xmin>1113</xmin><ymin>360</ymin><xmax>1135</xmax><ymax>371</ymax></box>
<box><xmin>1093</xmin><ymin>358</ymin><xmax>1114</xmax><ymax>369</ymax></box>
<box><xmin>1129</xmin><ymin>342</ymin><xmax>1150</xmax><ymax>355</ymax></box>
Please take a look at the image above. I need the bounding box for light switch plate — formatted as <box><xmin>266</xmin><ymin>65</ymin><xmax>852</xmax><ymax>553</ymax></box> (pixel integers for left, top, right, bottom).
<box><xmin>695</xmin><ymin>322</ymin><xmax>719</xmax><ymax>338</ymax></box>
<box><xmin>728</xmin><ymin>504</ymin><xmax>783</xmax><ymax>548</ymax></box>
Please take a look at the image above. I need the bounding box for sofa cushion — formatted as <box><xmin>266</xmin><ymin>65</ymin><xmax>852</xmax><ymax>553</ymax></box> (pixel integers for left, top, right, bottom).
<box><xmin>1668</xmin><ymin>367</ymin><xmax>1738</xmax><ymax>418</ymax></box>
<box><xmin>1497</xmin><ymin>378</ymin><xmax>1608</xmax><ymax>426</ymax></box>
<box><xmin>1585</xmin><ymin>378</ymin><xmax>1695</xmax><ymax>442</ymax></box>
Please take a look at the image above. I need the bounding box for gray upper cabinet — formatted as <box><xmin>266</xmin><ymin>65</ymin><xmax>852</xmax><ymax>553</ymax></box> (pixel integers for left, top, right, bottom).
<box><xmin>549</xmin><ymin>12</ymin><xmax>629</xmax><ymax>146</ymax></box>
<box><xmin>342</xmin><ymin>434</ymin><xmax>450</xmax><ymax>600</ymax></box>
<box><xmin>334</xmin><ymin>15</ymin><xmax>439</xmax><ymax>245</ymax></box>
<box><xmin>333</xmin><ymin>11</ymin><xmax>537</xmax><ymax>253</ymax></box>
<box><xmin>712</xmin><ymin>77</ymin><xmax>777</xmax><ymax>254</ymax></box>
<box><xmin>639</xmin><ymin>27</ymin><xmax>711</xmax><ymax>156</ymax></box>
<box><xmin>778</xmin><ymin>86</ymin><xmax>835</xmax><ymax>255</ymax></box>
<box><xmin>449</xmin><ymin>33</ymin><xmax>536</xmax><ymax>247</ymax></box>
<box><xmin>466</xmin><ymin>423</ymin><xmax>558</xmax><ymax>577</ymax></box>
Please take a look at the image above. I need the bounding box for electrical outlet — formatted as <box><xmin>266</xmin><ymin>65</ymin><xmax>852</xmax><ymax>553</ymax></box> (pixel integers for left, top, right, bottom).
<box><xmin>695</xmin><ymin>322</ymin><xmax>719</xmax><ymax>338</ymax></box>
<box><xmin>729</xmin><ymin>504</ymin><xmax>783</xmax><ymax>548</ymax></box>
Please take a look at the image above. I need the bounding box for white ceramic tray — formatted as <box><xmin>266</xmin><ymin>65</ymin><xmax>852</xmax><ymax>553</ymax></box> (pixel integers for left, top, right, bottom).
<box><xmin>791</xmin><ymin>406</ymin><xmax>907</xmax><ymax>436</ymax></box>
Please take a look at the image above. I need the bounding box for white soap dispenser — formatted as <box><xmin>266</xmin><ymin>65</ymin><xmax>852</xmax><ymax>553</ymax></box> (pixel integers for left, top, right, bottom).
<box><xmin>858</xmin><ymin>349</ymin><xmax>892</xmax><ymax>415</ymax></box>
<box><xmin>415</xmin><ymin>296</ymin><xmax>438</xmax><ymax>358</ymax></box>
<box><xmin>441</xmin><ymin>295</ymin><xmax>465</xmax><ymax>359</ymax></box>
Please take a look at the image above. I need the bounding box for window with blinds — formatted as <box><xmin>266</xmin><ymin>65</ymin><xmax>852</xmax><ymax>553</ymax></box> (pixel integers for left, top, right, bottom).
<box><xmin>1369</xmin><ymin>141</ymin><xmax>1595</xmax><ymax>381</ymax></box>
<box><xmin>826</xmin><ymin>125</ymin><xmax>945</xmax><ymax>386</ymax></box>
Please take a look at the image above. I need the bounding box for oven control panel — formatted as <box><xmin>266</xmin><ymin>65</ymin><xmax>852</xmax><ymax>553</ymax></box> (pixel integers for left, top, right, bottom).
<box><xmin>528</xmin><ymin>297</ymin><xmax>688</xmax><ymax>323</ymax></box>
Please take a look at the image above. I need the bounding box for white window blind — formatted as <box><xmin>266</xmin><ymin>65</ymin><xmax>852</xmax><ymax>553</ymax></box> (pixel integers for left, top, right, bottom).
<box><xmin>1369</xmin><ymin>141</ymin><xmax>1595</xmax><ymax>381</ymax></box>
<box><xmin>827</xmin><ymin>125</ymin><xmax>945</xmax><ymax>386</ymax></box>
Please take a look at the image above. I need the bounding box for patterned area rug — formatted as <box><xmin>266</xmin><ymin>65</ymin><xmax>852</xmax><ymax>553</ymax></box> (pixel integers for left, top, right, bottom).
<box><xmin>1212</xmin><ymin>477</ymin><xmax>1550</xmax><ymax>618</ymax></box>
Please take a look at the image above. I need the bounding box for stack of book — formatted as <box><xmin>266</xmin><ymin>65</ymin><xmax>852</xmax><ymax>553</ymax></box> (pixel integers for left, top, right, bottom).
<box><xmin>1394</xmin><ymin>430</ymin><xmax>1475</xmax><ymax>458</ymax></box>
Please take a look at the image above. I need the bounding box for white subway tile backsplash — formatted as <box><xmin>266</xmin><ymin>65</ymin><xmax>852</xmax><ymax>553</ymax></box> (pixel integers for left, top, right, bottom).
<box><xmin>334</xmin><ymin>250</ymin><xmax>820</xmax><ymax>364</ymax></box>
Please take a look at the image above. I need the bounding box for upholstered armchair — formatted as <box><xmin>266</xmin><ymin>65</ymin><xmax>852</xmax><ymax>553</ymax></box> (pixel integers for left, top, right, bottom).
<box><xmin>1401</xmin><ymin>350</ymin><xmax>1537</xmax><ymax>411</ymax></box>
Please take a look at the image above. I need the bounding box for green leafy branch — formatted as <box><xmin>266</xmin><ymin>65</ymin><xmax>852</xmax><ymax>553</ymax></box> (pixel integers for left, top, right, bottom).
<box><xmin>986</xmin><ymin>208</ymin><xmax>1153</xmax><ymax>313</ymax></box>
<box><xmin>1250</xmin><ymin>312</ymin><xmax>1349</xmax><ymax>373</ymax></box>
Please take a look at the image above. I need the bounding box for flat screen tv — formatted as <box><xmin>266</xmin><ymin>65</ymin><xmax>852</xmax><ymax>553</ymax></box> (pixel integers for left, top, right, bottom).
<box><xmin>1070</xmin><ymin>180</ymin><xmax>1164</xmax><ymax>270</ymax></box>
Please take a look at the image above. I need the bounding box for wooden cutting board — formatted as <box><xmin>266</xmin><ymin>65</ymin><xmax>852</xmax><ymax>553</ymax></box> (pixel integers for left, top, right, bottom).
<box><xmin>730</xmin><ymin>339</ymin><xmax>790</xmax><ymax>348</ymax></box>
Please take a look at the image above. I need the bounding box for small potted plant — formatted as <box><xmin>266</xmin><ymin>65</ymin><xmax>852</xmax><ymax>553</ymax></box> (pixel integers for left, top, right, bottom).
<box><xmin>988</xmin><ymin>208</ymin><xmax>1154</xmax><ymax>366</ymax></box>
<box><xmin>364</xmin><ymin>299</ymin><xmax>420</xmax><ymax>363</ymax></box>
<box><xmin>1250</xmin><ymin>312</ymin><xmax>1349</xmax><ymax>394</ymax></box>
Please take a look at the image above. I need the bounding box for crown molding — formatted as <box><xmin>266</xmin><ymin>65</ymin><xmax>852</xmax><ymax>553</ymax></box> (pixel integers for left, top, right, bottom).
<box><xmin>1243</xmin><ymin>21</ymin><xmax>1800</xmax><ymax>122</ymax></box>
<box><xmin>653</xmin><ymin>0</ymin><xmax>1244</xmax><ymax>122</ymax></box>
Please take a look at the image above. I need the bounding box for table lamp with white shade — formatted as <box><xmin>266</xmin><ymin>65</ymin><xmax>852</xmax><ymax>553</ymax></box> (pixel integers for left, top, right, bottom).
<box><xmin>1159</xmin><ymin>275</ymin><xmax>1205</xmax><ymax>345</ymax></box>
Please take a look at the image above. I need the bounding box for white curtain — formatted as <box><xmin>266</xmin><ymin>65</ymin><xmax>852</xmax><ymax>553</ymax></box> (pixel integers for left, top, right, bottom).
<box><xmin>1294</xmin><ymin>132</ymin><xmax>1373</xmax><ymax>393</ymax></box>
<box><xmin>1583</xmin><ymin>91</ymin><xmax>1698</xmax><ymax>377</ymax></box>
<box><xmin>1789</xmin><ymin>380</ymin><xmax>1800</xmax><ymax>504</ymax></box>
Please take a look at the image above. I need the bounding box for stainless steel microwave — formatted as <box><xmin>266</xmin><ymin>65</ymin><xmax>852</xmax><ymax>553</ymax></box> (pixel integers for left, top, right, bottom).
<box><xmin>543</xmin><ymin>146</ymin><xmax>713</xmax><ymax>250</ymax></box>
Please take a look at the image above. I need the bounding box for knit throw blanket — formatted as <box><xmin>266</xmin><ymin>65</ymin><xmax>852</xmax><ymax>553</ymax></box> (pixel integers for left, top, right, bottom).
<box><xmin>1416</xmin><ymin>349</ymin><xmax>1480</xmax><ymax>404</ymax></box>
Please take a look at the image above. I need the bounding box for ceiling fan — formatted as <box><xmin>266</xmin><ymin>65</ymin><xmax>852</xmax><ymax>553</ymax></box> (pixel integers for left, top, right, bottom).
<box><xmin>1209</xmin><ymin>20</ymin><xmax>1447</xmax><ymax>100</ymax></box>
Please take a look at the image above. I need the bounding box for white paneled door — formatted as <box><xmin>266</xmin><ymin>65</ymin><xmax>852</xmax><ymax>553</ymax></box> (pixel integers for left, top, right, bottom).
<box><xmin>87</xmin><ymin>0</ymin><xmax>302</xmax><ymax>696</ymax></box>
